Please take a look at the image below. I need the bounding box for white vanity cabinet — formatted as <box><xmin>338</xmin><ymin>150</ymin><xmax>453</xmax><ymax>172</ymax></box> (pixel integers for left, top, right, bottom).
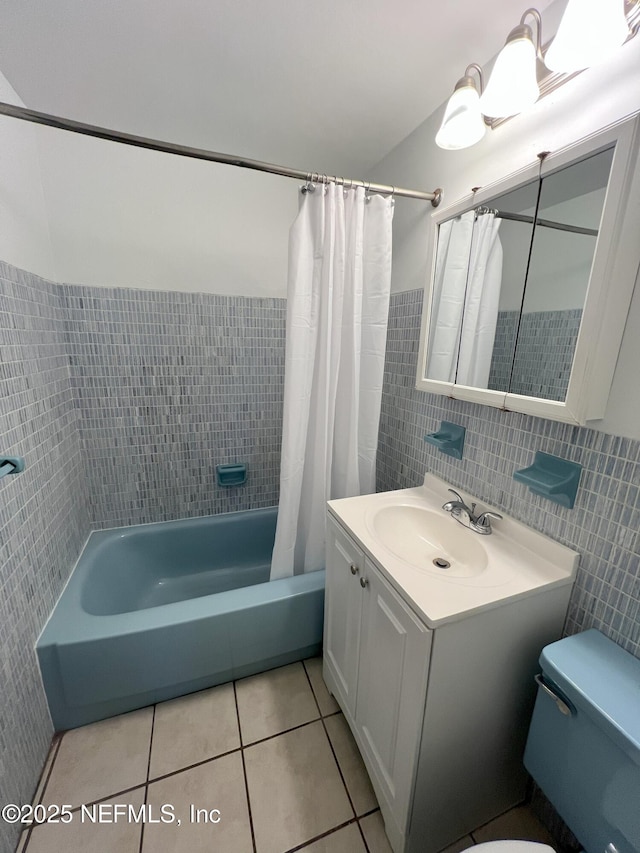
<box><xmin>324</xmin><ymin>515</ymin><xmax>432</xmax><ymax>841</ymax></box>
<box><xmin>323</xmin><ymin>502</ymin><xmax>576</xmax><ymax>853</ymax></box>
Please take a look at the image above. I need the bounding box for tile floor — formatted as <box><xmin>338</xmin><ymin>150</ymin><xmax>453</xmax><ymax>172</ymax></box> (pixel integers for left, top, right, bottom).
<box><xmin>16</xmin><ymin>659</ymin><xmax>555</xmax><ymax>853</ymax></box>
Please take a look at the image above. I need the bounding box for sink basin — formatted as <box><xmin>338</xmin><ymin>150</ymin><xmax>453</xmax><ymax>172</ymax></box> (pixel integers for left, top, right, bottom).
<box><xmin>368</xmin><ymin>504</ymin><xmax>488</xmax><ymax>578</ymax></box>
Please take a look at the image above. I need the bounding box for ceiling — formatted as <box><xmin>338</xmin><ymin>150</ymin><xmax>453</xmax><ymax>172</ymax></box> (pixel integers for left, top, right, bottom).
<box><xmin>0</xmin><ymin>0</ymin><xmax>556</xmax><ymax>176</ymax></box>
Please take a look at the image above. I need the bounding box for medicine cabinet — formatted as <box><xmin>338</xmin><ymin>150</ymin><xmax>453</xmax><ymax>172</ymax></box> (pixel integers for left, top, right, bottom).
<box><xmin>416</xmin><ymin>116</ymin><xmax>640</xmax><ymax>425</ymax></box>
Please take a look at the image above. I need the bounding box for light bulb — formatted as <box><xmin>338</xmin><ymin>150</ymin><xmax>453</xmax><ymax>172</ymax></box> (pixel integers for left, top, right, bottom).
<box><xmin>480</xmin><ymin>27</ymin><xmax>540</xmax><ymax>118</ymax></box>
<box><xmin>545</xmin><ymin>0</ymin><xmax>630</xmax><ymax>74</ymax></box>
<box><xmin>436</xmin><ymin>80</ymin><xmax>486</xmax><ymax>151</ymax></box>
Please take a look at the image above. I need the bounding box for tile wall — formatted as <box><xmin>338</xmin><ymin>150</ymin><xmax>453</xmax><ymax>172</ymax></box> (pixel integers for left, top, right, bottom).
<box><xmin>61</xmin><ymin>285</ymin><xmax>286</xmax><ymax>528</ymax></box>
<box><xmin>378</xmin><ymin>288</ymin><xmax>640</xmax><ymax>659</ymax></box>
<box><xmin>510</xmin><ymin>309</ymin><xmax>583</xmax><ymax>401</ymax></box>
<box><xmin>489</xmin><ymin>309</ymin><xmax>583</xmax><ymax>401</ymax></box>
<box><xmin>0</xmin><ymin>263</ymin><xmax>90</xmax><ymax>853</ymax></box>
<box><xmin>487</xmin><ymin>311</ymin><xmax>519</xmax><ymax>392</ymax></box>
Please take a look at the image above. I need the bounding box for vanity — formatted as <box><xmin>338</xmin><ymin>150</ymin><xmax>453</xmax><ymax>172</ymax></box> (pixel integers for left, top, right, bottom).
<box><xmin>323</xmin><ymin>474</ymin><xmax>579</xmax><ymax>853</ymax></box>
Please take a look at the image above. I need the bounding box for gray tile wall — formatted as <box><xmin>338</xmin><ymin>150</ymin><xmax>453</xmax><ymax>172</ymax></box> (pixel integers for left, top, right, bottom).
<box><xmin>61</xmin><ymin>285</ymin><xmax>286</xmax><ymax>529</ymax></box>
<box><xmin>488</xmin><ymin>308</ymin><xmax>583</xmax><ymax>400</ymax></box>
<box><xmin>488</xmin><ymin>310</ymin><xmax>519</xmax><ymax>392</ymax></box>
<box><xmin>510</xmin><ymin>308</ymin><xmax>583</xmax><ymax>401</ymax></box>
<box><xmin>0</xmin><ymin>264</ymin><xmax>90</xmax><ymax>853</ymax></box>
<box><xmin>379</xmin><ymin>288</ymin><xmax>640</xmax><ymax>659</ymax></box>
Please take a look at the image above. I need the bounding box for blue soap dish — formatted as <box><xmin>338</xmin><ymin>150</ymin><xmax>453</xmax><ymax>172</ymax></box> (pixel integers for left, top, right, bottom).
<box><xmin>216</xmin><ymin>463</ymin><xmax>247</xmax><ymax>487</ymax></box>
<box><xmin>513</xmin><ymin>451</ymin><xmax>582</xmax><ymax>509</ymax></box>
<box><xmin>424</xmin><ymin>422</ymin><xmax>466</xmax><ymax>460</ymax></box>
<box><xmin>0</xmin><ymin>456</ymin><xmax>25</xmax><ymax>480</ymax></box>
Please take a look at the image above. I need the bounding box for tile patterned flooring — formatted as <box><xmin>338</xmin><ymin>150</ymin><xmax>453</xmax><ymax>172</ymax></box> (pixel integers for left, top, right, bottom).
<box><xmin>16</xmin><ymin>659</ymin><xmax>555</xmax><ymax>853</ymax></box>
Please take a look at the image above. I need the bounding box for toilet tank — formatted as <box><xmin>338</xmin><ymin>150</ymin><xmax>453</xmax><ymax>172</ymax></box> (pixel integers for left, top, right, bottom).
<box><xmin>524</xmin><ymin>629</ymin><xmax>640</xmax><ymax>853</ymax></box>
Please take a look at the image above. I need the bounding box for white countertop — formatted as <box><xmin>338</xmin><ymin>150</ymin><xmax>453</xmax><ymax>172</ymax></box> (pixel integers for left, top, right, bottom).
<box><xmin>328</xmin><ymin>474</ymin><xmax>579</xmax><ymax>628</ymax></box>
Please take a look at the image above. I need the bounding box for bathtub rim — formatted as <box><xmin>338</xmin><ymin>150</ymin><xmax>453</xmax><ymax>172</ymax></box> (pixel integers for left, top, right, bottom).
<box><xmin>37</xmin><ymin>506</ymin><xmax>324</xmax><ymax>645</ymax></box>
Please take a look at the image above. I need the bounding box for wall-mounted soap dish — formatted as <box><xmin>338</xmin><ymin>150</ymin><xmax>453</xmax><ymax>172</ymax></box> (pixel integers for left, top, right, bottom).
<box><xmin>216</xmin><ymin>463</ymin><xmax>247</xmax><ymax>487</ymax></box>
<box><xmin>513</xmin><ymin>451</ymin><xmax>582</xmax><ymax>509</ymax></box>
<box><xmin>424</xmin><ymin>422</ymin><xmax>466</xmax><ymax>460</ymax></box>
<box><xmin>0</xmin><ymin>456</ymin><xmax>25</xmax><ymax>480</ymax></box>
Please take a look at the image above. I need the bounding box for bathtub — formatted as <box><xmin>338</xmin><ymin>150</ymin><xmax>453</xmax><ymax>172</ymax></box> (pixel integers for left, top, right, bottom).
<box><xmin>37</xmin><ymin>507</ymin><xmax>325</xmax><ymax>730</ymax></box>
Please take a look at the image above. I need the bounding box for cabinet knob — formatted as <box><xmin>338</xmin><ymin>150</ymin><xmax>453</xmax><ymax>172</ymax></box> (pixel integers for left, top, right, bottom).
<box><xmin>360</xmin><ymin>576</ymin><xmax>368</xmax><ymax>588</ymax></box>
<box><xmin>350</xmin><ymin>563</ymin><xmax>359</xmax><ymax>575</ymax></box>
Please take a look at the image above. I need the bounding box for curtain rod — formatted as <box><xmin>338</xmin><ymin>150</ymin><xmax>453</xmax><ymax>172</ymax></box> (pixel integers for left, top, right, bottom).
<box><xmin>477</xmin><ymin>207</ymin><xmax>598</xmax><ymax>237</ymax></box>
<box><xmin>0</xmin><ymin>101</ymin><xmax>443</xmax><ymax>206</ymax></box>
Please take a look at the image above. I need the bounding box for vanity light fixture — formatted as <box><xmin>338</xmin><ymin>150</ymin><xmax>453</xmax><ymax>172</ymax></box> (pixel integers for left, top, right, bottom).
<box><xmin>436</xmin><ymin>2</ymin><xmax>637</xmax><ymax>149</ymax></box>
<box><xmin>479</xmin><ymin>8</ymin><xmax>542</xmax><ymax>119</ymax></box>
<box><xmin>544</xmin><ymin>0</ymin><xmax>630</xmax><ymax>74</ymax></box>
<box><xmin>435</xmin><ymin>64</ymin><xmax>486</xmax><ymax>150</ymax></box>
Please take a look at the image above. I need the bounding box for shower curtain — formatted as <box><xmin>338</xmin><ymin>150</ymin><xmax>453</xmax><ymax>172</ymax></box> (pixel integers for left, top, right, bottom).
<box><xmin>426</xmin><ymin>210</ymin><xmax>502</xmax><ymax>387</ymax></box>
<box><xmin>270</xmin><ymin>183</ymin><xmax>394</xmax><ymax>580</ymax></box>
<box><xmin>456</xmin><ymin>212</ymin><xmax>502</xmax><ymax>387</ymax></box>
<box><xmin>426</xmin><ymin>210</ymin><xmax>475</xmax><ymax>382</ymax></box>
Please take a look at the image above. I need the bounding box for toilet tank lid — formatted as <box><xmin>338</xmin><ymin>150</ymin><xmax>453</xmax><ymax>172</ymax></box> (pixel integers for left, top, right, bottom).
<box><xmin>539</xmin><ymin>629</ymin><xmax>640</xmax><ymax>766</ymax></box>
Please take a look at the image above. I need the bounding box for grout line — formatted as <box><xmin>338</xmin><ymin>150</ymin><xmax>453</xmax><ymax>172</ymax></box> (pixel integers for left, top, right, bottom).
<box><xmin>147</xmin><ymin>745</ymin><xmax>243</xmax><ymax>786</ymax></box>
<box><xmin>145</xmin><ymin>704</ymin><xmax>157</xmax><ymax>783</ymax></box>
<box><xmin>139</xmin><ymin>704</ymin><xmax>156</xmax><ymax>853</ymax></box>
<box><xmin>323</xmin><ymin>733</ymin><xmax>358</xmax><ymax>821</ymax></box>
<box><xmin>322</xmin><ymin>709</ymin><xmax>342</xmax><ymax>720</ymax></box>
<box><xmin>233</xmin><ymin>680</ymin><xmax>257</xmax><ymax>853</ymax></box>
<box><xmin>37</xmin><ymin>783</ymin><xmax>148</xmax><ymax>816</ymax></box>
<box><xmin>22</xmin><ymin>732</ymin><xmax>65</xmax><ymax>852</ymax></box>
<box><xmin>357</xmin><ymin>820</ymin><xmax>372</xmax><ymax>853</ymax></box>
<box><xmin>301</xmin><ymin>661</ymin><xmax>358</xmax><ymax>821</ymax></box>
<box><xmin>301</xmin><ymin>657</ymin><xmax>342</xmax><ymax>720</ymax></box>
<box><xmin>358</xmin><ymin>807</ymin><xmax>380</xmax><ymax>819</ymax></box>
<box><xmin>238</xmin><ymin>717</ymin><xmax>321</xmax><ymax>752</ymax></box>
<box><xmin>301</xmin><ymin>658</ymin><xmax>324</xmax><ymax>717</ymax></box>
<box><xmin>283</xmin><ymin>815</ymin><xmax>362</xmax><ymax>852</ymax></box>
<box><xmin>34</xmin><ymin>732</ymin><xmax>63</xmax><ymax>805</ymax></box>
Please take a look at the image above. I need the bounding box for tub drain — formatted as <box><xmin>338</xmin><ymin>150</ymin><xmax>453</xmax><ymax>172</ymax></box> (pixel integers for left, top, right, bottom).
<box><xmin>433</xmin><ymin>557</ymin><xmax>451</xmax><ymax>570</ymax></box>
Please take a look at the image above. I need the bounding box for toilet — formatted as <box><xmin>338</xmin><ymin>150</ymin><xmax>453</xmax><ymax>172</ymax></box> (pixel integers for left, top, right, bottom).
<box><xmin>472</xmin><ymin>629</ymin><xmax>640</xmax><ymax>853</ymax></box>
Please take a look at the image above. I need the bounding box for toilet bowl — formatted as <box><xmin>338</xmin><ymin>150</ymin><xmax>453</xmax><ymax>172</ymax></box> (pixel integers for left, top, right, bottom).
<box><xmin>470</xmin><ymin>842</ymin><xmax>554</xmax><ymax>853</ymax></box>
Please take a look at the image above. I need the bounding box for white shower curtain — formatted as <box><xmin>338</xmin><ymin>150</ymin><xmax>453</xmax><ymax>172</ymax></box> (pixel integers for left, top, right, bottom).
<box><xmin>270</xmin><ymin>183</ymin><xmax>394</xmax><ymax>580</ymax></box>
<box><xmin>456</xmin><ymin>213</ymin><xmax>503</xmax><ymax>387</ymax></box>
<box><xmin>426</xmin><ymin>211</ymin><xmax>475</xmax><ymax>382</ymax></box>
<box><xmin>426</xmin><ymin>210</ymin><xmax>502</xmax><ymax>387</ymax></box>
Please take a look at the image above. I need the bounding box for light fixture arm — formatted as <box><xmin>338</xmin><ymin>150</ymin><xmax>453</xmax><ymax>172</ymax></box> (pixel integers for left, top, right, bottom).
<box><xmin>519</xmin><ymin>7</ymin><xmax>543</xmax><ymax>59</ymax></box>
<box><xmin>460</xmin><ymin>63</ymin><xmax>485</xmax><ymax>95</ymax></box>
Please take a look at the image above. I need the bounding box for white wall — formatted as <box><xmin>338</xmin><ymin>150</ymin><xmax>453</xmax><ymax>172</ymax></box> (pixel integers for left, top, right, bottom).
<box><xmin>0</xmin><ymin>79</ymin><xmax>299</xmax><ymax>297</ymax></box>
<box><xmin>366</xmin><ymin>18</ymin><xmax>640</xmax><ymax>440</ymax></box>
<box><xmin>0</xmin><ymin>72</ymin><xmax>55</xmax><ymax>278</ymax></box>
<box><xmin>33</xmin><ymin>126</ymin><xmax>299</xmax><ymax>297</ymax></box>
<box><xmin>498</xmin><ymin>188</ymin><xmax>607</xmax><ymax>314</ymax></box>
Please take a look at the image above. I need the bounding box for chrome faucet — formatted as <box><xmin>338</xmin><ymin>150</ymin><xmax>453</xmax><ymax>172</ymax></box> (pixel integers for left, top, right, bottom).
<box><xmin>442</xmin><ymin>488</ymin><xmax>502</xmax><ymax>535</ymax></box>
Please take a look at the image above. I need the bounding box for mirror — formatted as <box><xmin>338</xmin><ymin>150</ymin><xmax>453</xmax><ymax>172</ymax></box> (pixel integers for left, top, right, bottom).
<box><xmin>417</xmin><ymin>117</ymin><xmax>640</xmax><ymax>425</ymax></box>
<box><xmin>508</xmin><ymin>148</ymin><xmax>613</xmax><ymax>401</ymax></box>
<box><xmin>425</xmin><ymin>149</ymin><xmax>613</xmax><ymax>401</ymax></box>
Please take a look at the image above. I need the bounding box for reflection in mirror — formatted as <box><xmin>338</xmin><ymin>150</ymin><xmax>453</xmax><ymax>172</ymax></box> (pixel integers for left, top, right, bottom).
<box><xmin>426</xmin><ymin>209</ymin><xmax>505</xmax><ymax>386</ymax></box>
<box><xmin>509</xmin><ymin>147</ymin><xmax>614</xmax><ymax>401</ymax></box>
<box><xmin>484</xmin><ymin>180</ymin><xmax>539</xmax><ymax>391</ymax></box>
<box><xmin>426</xmin><ymin>210</ymin><xmax>475</xmax><ymax>382</ymax></box>
<box><xmin>426</xmin><ymin>180</ymin><xmax>539</xmax><ymax>389</ymax></box>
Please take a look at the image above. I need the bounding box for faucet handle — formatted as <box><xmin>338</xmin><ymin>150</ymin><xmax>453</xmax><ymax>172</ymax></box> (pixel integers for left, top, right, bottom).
<box><xmin>447</xmin><ymin>488</ymin><xmax>465</xmax><ymax>503</ymax></box>
<box><xmin>475</xmin><ymin>510</ymin><xmax>503</xmax><ymax>528</ymax></box>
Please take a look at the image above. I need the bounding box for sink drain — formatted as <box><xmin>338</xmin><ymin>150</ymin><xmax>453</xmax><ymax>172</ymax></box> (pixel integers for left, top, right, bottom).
<box><xmin>433</xmin><ymin>557</ymin><xmax>451</xmax><ymax>570</ymax></box>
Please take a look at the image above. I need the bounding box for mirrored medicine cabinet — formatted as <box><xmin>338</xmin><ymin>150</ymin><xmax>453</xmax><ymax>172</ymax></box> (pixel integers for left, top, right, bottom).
<box><xmin>416</xmin><ymin>116</ymin><xmax>640</xmax><ymax>425</ymax></box>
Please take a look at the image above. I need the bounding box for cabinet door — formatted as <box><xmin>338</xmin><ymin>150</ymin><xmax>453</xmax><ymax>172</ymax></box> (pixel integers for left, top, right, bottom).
<box><xmin>356</xmin><ymin>560</ymin><xmax>432</xmax><ymax>831</ymax></box>
<box><xmin>323</xmin><ymin>516</ymin><xmax>365</xmax><ymax>718</ymax></box>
